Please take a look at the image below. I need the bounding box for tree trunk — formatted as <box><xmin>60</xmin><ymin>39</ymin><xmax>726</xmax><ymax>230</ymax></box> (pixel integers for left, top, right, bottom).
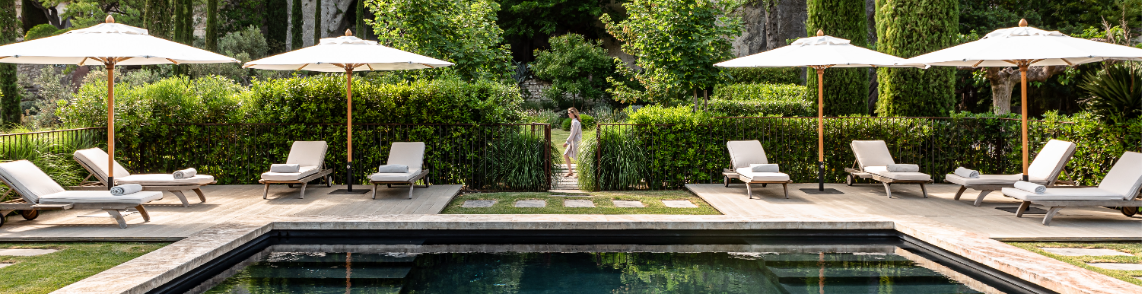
<box><xmin>981</xmin><ymin>66</ymin><xmax>1065</xmax><ymax>115</ymax></box>
<box><xmin>990</xmin><ymin>79</ymin><xmax>1014</xmax><ymax>114</ymax></box>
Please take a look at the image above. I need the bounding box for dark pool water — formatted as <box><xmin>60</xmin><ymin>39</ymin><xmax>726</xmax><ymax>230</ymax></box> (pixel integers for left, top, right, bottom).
<box><xmin>205</xmin><ymin>251</ymin><xmax>984</xmax><ymax>294</ymax></box>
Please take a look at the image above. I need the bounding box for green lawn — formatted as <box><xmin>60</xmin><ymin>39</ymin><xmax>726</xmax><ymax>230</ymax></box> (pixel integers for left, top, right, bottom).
<box><xmin>1006</xmin><ymin>242</ymin><xmax>1141</xmax><ymax>285</ymax></box>
<box><xmin>441</xmin><ymin>190</ymin><xmax>721</xmax><ymax>215</ymax></box>
<box><xmin>0</xmin><ymin>242</ymin><xmax>169</xmax><ymax>294</ymax></box>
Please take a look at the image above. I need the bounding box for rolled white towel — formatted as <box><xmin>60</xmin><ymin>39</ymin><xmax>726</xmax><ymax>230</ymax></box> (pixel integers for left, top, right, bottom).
<box><xmin>749</xmin><ymin>164</ymin><xmax>780</xmax><ymax>173</ymax></box>
<box><xmin>954</xmin><ymin>167</ymin><xmax>980</xmax><ymax>178</ymax></box>
<box><xmin>172</xmin><ymin>168</ymin><xmax>197</xmax><ymax>179</ymax></box>
<box><xmin>1014</xmin><ymin>181</ymin><xmax>1046</xmax><ymax>194</ymax></box>
<box><xmin>378</xmin><ymin>164</ymin><xmax>409</xmax><ymax>173</ymax></box>
<box><xmin>270</xmin><ymin>164</ymin><xmax>300</xmax><ymax>173</ymax></box>
<box><xmin>887</xmin><ymin>164</ymin><xmax>919</xmax><ymax>172</ymax></box>
<box><xmin>110</xmin><ymin>184</ymin><xmax>143</xmax><ymax>196</ymax></box>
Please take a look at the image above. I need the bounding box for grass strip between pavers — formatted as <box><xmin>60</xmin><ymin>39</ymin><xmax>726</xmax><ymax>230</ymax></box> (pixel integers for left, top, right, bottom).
<box><xmin>0</xmin><ymin>242</ymin><xmax>169</xmax><ymax>294</ymax></box>
<box><xmin>1007</xmin><ymin>242</ymin><xmax>1141</xmax><ymax>285</ymax></box>
<box><xmin>441</xmin><ymin>191</ymin><xmax>720</xmax><ymax>215</ymax></box>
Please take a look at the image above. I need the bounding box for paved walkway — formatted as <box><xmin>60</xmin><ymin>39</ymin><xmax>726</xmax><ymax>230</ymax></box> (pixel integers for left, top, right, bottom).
<box><xmin>0</xmin><ymin>184</ymin><xmax>461</xmax><ymax>241</ymax></box>
<box><xmin>688</xmin><ymin>183</ymin><xmax>1141</xmax><ymax>241</ymax></box>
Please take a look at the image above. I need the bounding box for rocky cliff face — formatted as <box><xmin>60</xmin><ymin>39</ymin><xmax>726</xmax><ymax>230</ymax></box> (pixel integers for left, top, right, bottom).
<box><xmin>731</xmin><ymin>0</ymin><xmax>807</xmax><ymax>56</ymax></box>
<box><xmin>287</xmin><ymin>0</ymin><xmax>355</xmax><ymax>48</ymax></box>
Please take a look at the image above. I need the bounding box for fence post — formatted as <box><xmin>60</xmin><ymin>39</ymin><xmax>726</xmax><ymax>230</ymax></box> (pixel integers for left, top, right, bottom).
<box><xmin>544</xmin><ymin>123</ymin><xmax>551</xmax><ymax>191</ymax></box>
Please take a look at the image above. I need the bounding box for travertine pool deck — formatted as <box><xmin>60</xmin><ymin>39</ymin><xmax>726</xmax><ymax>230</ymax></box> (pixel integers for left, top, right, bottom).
<box><xmin>690</xmin><ymin>183</ymin><xmax>1141</xmax><ymax>241</ymax></box>
<box><xmin>0</xmin><ymin>184</ymin><xmax>462</xmax><ymax>241</ymax></box>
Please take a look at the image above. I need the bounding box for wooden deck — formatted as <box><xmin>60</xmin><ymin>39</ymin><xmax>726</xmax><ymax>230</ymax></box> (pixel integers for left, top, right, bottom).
<box><xmin>0</xmin><ymin>184</ymin><xmax>461</xmax><ymax>241</ymax></box>
<box><xmin>689</xmin><ymin>183</ymin><xmax>1141</xmax><ymax>241</ymax></box>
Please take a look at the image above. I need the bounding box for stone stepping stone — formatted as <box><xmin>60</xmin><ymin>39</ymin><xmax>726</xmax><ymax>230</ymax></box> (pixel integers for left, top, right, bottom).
<box><xmin>0</xmin><ymin>249</ymin><xmax>57</xmax><ymax>256</ymax></box>
<box><xmin>1040</xmin><ymin>248</ymin><xmax>1132</xmax><ymax>256</ymax></box>
<box><xmin>662</xmin><ymin>200</ymin><xmax>698</xmax><ymax>208</ymax></box>
<box><xmin>0</xmin><ymin>263</ymin><xmax>10</xmax><ymax>269</ymax></box>
<box><xmin>1087</xmin><ymin>263</ymin><xmax>1142</xmax><ymax>271</ymax></box>
<box><xmin>612</xmin><ymin>200</ymin><xmax>644</xmax><ymax>208</ymax></box>
<box><xmin>461</xmin><ymin>200</ymin><xmax>496</xmax><ymax>208</ymax></box>
<box><xmin>514</xmin><ymin>200</ymin><xmax>546</xmax><ymax>208</ymax></box>
<box><xmin>564</xmin><ymin>200</ymin><xmax>595</xmax><ymax>208</ymax></box>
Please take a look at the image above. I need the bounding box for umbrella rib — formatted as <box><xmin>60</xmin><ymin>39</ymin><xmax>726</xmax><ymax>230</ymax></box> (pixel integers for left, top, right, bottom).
<box><xmin>420</xmin><ymin>63</ymin><xmax>435</xmax><ymax>68</ymax></box>
<box><xmin>365</xmin><ymin>64</ymin><xmax>374</xmax><ymax>71</ymax></box>
<box><xmin>971</xmin><ymin>60</ymin><xmax>984</xmax><ymax>68</ymax></box>
<box><xmin>296</xmin><ymin>64</ymin><xmax>309</xmax><ymax>71</ymax></box>
<box><xmin>166</xmin><ymin>58</ymin><xmax>180</xmax><ymax>65</ymax></box>
<box><xmin>1060</xmin><ymin>58</ymin><xmax>1074</xmax><ymax>66</ymax></box>
<box><xmin>78</xmin><ymin>57</ymin><xmax>89</xmax><ymax>66</ymax></box>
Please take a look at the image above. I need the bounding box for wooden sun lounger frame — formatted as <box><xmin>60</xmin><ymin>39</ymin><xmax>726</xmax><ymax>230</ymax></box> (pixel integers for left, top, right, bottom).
<box><xmin>0</xmin><ymin>182</ymin><xmax>149</xmax><ymax>229</ymax></box>
<box><xmin>949</xmin><ymin>145</ymin><xmax>1078</xmax><ymax>207</ymax></box>
<box><xmin>844</xmin><ymin>160</ymin><xmax>932</xmax><ymax>198</ymax></box>
<box><xmin>259</xmin><ymin>168</ymin><xmax>333</xmax><ymax>199</ymax></box>
<box><xmin>1014</xmin><ymin>190</ymin><xmax>1142</xmax><ymax>225</ymax></box>
<box><xmin>73</xmin><ymin>155</ymin><xmax>215</xmax><ymax>207</ymax></box>
<box><xmin>722</xmin><ymin>168</ymin><xmax>790</xmax><ymax>199</ymax></box>
<box><xmin>370</xmin><ymin>169</ymin><xmax>431</xmax><ymax>199</ymax></box>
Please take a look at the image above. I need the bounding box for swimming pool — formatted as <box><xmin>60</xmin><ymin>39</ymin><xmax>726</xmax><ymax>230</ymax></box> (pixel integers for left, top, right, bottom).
<box><xmin>156</xmin><ymin>230</ymin><xmax>1055</xmax><ymax>294</ymax></box>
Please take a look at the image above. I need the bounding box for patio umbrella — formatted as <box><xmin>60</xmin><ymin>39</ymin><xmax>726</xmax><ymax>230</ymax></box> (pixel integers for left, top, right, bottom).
<box><xmin>0</xmin><ymin>15</ymin><xmax>239</xmax><ymax>188</ymax></box>
<box><xmin>244</xmin><ymin>30</ymin><xmax>452</xmax><ymax>194</ymax></box>
<box><xmin>906</xmin><ymin>19</ymin><xmax>1142</xmax><ymax>181</ymax></box>
<box><xmin>715</xmin><ymin>30</ymin><xmax>918</xmax><ymax>192</ymax></box>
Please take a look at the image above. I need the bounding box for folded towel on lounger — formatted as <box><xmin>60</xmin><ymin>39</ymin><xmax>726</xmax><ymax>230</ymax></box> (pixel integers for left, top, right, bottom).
<box><xmin>270</xmin><ymin>164</ymin><xmax>300</xmax><ymax>173</ymax></box>
<box><xmin>954</xmin><ymin>167</ymin><xmax>980</xmax><ymax>178</ymax></box>
<box><xmin>1014</xmin><ymin>181</ymin><xmax>1046</xmax><ymax>194</ymax></box>
<box><xmin>110</xmin><ymin>184</ymin><xmax>143</xmax><ymax>196</ymax></box>
<box><xmin>172</xmin><ymin>168</ymin><xmax>197</xmax><ymax>179</ymax></box>
<box><xmin>887</xmin><ymin>164</ymin><xmax>919</xmax><ymax>172</ymax></box>
<box><xmin>378</xmin><ymin>165</ymin><xmax>409</xmax><ymax>173</ymax></box>
<box><xmin>749</xmin><ymin>164</ymin><xmax>780</xmax><ymax>173</ymax></box>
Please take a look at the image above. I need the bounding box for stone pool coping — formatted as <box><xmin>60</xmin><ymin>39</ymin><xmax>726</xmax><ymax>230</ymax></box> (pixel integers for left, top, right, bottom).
<box><xmin>52</xmin><ymin>214</ymin><xmax>1137</xmax><ymax>294</ymax></box>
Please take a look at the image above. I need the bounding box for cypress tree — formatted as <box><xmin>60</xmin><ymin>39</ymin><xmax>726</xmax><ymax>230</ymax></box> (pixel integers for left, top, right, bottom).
<box><xmin>145</xmin><ymin>0</ymin><xmax>172</xmax><ymax>40</ymax></box>
<box><xmin>874</xmin><ymin>0</ymin><xmax>958</xmax><ymax>116</ymax></box>
<box><xmin>291</xmin><ymin>0</ymin><xmax>303</xmax><ymax>49</ymax></box>
<box><xmin>266</xmin><ymin>0</ymin><xmax>288</xmax><ymax>53</ymax></box>
<box><xmin>355</xmin><ymin>0</ymin><xmax>364</xmax><ymax>38</ymax></box>
<box><xmin>805</xmin><ymin>0</ymin><xmax>869</xmax><ymax>115</ymax></box>
<box><xmin>0</xmin><ymin>0</ymin><xmax>20</xmax><ymax>125</ymax></box>
<box><xmin>313</xmin><ymin>0</ymin><xmax>322</xmax><ymax>43</ymax></box>
<box><xmin>205</xmin><ymin>0</ymin><xmax>218</xmax><ymax>51</ymax></box>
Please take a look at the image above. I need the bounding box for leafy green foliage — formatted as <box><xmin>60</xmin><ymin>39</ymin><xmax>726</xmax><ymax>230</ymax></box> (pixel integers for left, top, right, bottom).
<box><xmin>0</xmin><ymin>0</ymin><xmax>19</xmax><ymax>126</ymax></box>
<box><xmin>144</xmin><ymin>0</ymin><xmax>172</xmax><ymax>39</ymax></box>
<box><xmin>560</xmin><ymin>114</ymin><xmax>594</xmax><ymax>130</ymax></box>
<box><xmin>206</xmin><ymin>0</ymin><xmax>219</xmax><ymax>51</ymax></box>
<box><xmin>579</xmin><ymin>111</ymin><xmax>1140</xmax><ymax>190</ymax></box>
<box><xmin>724</xmin><ymin>67</ymin><xmax>802</xmax><ymax>85</ymax></box>
<box><xmin>1079</xmin><ymin>62</ymin><xmax>1142</xmax><ymax>121</ymax></box>
<box><xmin>874</xmin><ymin>0</ymin><xmax>958</xmax><ymax>117</ymax></box>
<box><xmin>601</xmin><ymin>0</ymin><xmax>741</xmax><ymax>105</ymax></box>
<box><xmin>46</xmin><ymin>0</ymin><xmax>146</xmax><ymax>28</ymax></box>
<box><xmin>291</xmin><ymin>0</ymin><xmax>303</xmax><ymax>49</ymax></box>
<box><xmin>806</xmin><ymin>0</ymin><xmax>869</xmax><ymax>115</ymax></box>
<box><xmin>188</xmin><ymin>26</ymin><xmax>276</xmax><ymax>83</ymax></box>
<box><xmin>366</xmin><ymin>0</ymin><xmax>514</xmax><ymax>82</ymax></box>
<box><xmin>709</xmin><ymin>83</ymin><xmax>813</xmax><ymax>116</ymax></box>
<box><xmin>958</xmin><ymin>0</ymin><xmax>1141</xmax><ymax>36</ymax></box>
<box><xmin>0</xmin><ymin>127</ymin><xmax>97</xmax><ymax>193</ymax></box>
<box><xmin>23</xmin><ymin>23</ymin><xmax>62</xmax><ymax>40</ymax></box>
<box><xmin>265</xmin><ymin>0</ymin><xmax>289</xmax><ymax>53</ymax></box>
<box><xmin>312</xmin><ymin>0</ymin><xmax>322</xmax><ymax>43</ymax></box>
<box><xmin>532</xmin><ymin>34</ymin><xmax>617</xmax><ymax>108</ymax></box>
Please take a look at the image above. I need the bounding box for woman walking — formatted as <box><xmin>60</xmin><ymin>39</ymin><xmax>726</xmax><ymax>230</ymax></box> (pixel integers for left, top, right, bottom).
<box><xmin>562</xmin><ymin>107</ymin><xmax>582</xmax><ymax>177</ymax></box>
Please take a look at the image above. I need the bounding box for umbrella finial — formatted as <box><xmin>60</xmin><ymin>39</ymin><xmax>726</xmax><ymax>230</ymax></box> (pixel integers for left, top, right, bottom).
<box><xmin>105</xmin><ymin>15</ymin><xmax>115</xmax><ymax>23</ymax></box>
<box><xmin>345</xmin><ymin>29</ymin><xmax>353</xmax><ymax>36</ymax></box>
<box><xmin>816</xmin><ymin>29</ymin><xmax>823</xmax><ymax>37</ymax></box>
<box><xmin>1018</xmin><ymin>19</ymin><xmax>1027</xmax><ymax>27</ymax></box>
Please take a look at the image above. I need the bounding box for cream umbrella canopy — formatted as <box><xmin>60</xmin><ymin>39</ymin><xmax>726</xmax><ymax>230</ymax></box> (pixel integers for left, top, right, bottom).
<box><xmin>244</xmin><ymin>30</ymin><xmax>453</xmax><ymax>193</ymax></box>
<box><xmin>906</xmin><ymin>19</ymin><xmax>1142</xmax><ymax>181</ymax></box>
<box><xmin>0</xmin><ymin>15</ymin><xmax>239</xmax><ymax>188</ymax></box>
<box><xmin>716</xmin><ymin>30</ymin><xmax>919</xmax><ymax>192</ymax></box>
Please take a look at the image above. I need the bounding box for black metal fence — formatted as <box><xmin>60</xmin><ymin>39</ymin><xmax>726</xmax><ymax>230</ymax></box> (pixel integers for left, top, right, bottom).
<box><xmin>1</xmin><ymin>124</ymin><xmax>556</xmax><ymax>191</ymax></box>
<box><xmin>585</xmin><ymin>117</ymin><xmax>1074</xmax><ymax>190</ymax></box>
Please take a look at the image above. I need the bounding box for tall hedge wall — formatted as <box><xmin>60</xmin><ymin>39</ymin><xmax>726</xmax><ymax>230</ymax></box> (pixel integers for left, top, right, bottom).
<box><xmin>874</xmin><ymin>0</ymin><xmax>958</xmax><ymax>117</ymax></box>
<box><xmin>805</xmin><ymin>0</ymin><xmax>869</xmax><ymax>116</ymax></box>
<box><xmin>0</xmin><ymin>0</ymin><xmax>19</xmax><ymax>125</ymax></box>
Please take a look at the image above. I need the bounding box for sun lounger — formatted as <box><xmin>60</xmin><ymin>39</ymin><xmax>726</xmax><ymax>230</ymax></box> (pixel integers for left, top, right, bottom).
<box><xmin>0</xmin><ymin>160</ymin><xmax>163</xmax><ymax>228</ymax></box>
<box><xmin>259</xmin><ymin>141</ymin><xmax>333</xmax><ymax>199</ymax></box>
<box><xmin>945</xmin><ymin>139</ymin><xmax>1077</xmax><ymax>206</ymax></box>
<box><xmin>369</xmin><ymin>142</ymin><xmax>430</xmax><ymax>199</ymax></box>
<box><xmin>1001</xmin><ymin>151</ymin><xmax>1141</xmax><ymax>225</ymax></box>
<box><xmin>724</xmin><ymin>140</ymin><xmax>791</xmax><ymax>199</ymax></box>
<box><xmin>74</xmin><ymin>148</ymin><xmax>216</xmax><ymax>207</ymax></box>
<box><xmin>845</xmin><ymin>140</ymin><xmax>933</xmax><ymax>198</ymax></box>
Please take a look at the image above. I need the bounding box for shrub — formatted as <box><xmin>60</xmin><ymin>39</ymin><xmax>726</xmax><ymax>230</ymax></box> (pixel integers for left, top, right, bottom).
<box><xmin>1079</xmin><ymin>62</ymin><xmax>1142</xmax><ymax>121</ymax></box>
<box><xmin>24</xmin><ymin>24</ymin><xmax>60</xmax><ymax>40</ymax></box>
<box><xmin>806</xmin><ymin>0</ymin><xmax>869</xmax><ymax>115</ymax></box>
<box><xmin>725</xmin><ymin>68</ymin><xmax>802</xmax><ymax>85</ymax></box>
<box><xmin>561</xmin><ymin>114</ymin><xmax>595</xmax><ymax>131</ymax></box>
<box><xmin>874</xmin><ymin>0</ymin><xmax>958</xmax><ymax>116</ymax></box>
<box><xmin>708</xmin><ymin>83</ymin><xmax>813</xmax><ymax>116</ymax></box>
<box><xmin>532</xmin><ymin>34</ymin><xmax>617</xmax><ymax>108</ymax></box>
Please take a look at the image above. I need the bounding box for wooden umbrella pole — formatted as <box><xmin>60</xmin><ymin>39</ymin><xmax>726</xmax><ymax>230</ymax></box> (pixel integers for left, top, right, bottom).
<box><xmin>815</xmin><ymin>66</ymin><xmax>826</xmax><ymax>191</ymax></box>
<box><xmin>345</xmin><ymin>67</ymin><xmax>355</xmax><ymax>191</ymax></box>
<box><xmin>1019</xmin><ymin>62</ymin><xmax>1029</xmax><ymax>181</ymax></box>
<box><xmin>106</xmin><ymin>61</ymin><xmax>115</xmax><ymax>189</ymax></box>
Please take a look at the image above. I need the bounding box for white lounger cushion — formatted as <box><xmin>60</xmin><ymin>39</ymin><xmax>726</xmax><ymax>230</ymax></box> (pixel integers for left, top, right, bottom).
<box><xmin>370</xmin><ymin>169</ymin><xmax>423</xmax><ymax>182</ymax></box>
<box><xmin>285</xmin><ymin>141</ymin><xmax>328</xmax><ymax>167</ymax></box>
<box><xmin>945</xmin><ymin>174</ymin><xmax>1026</xmax><ymax>186</ymax></box>
<box><xmin>387</xmin><ymin>142</ymin><xmax>425</xmax><ymax>170</ymax></box>
<box><xmin>0</xmin><ymin>160</ymin><xmax>66</xmax><ymax>203</ymax></box>
<box><xmin>727</xmin><ymin>140</ymin><xmax>768</xmax><ymax>169</ymax></box>
<box><xmin>74</xmin><ymin>148</ymin><xmax>133</xmax><ymax>178</ymax></box>
<box><xmin>1026</xmin><ymin>140</ymin><xmax>1077</xmax><ymax>182</ymax></box>
<box><xmin>735</xmin><ymin>167</ymin><xmax>790</xmax><ymax>182</ymax></box>
<box><xmin>851</xmin><ymin>140</ymin><xmax>896</xmax><ymax>167</ymax></box>
<box><xmin>864</xmin><ymin>166</ymin><xmax>932</xmax><ymax>181</ymax></box>
<box><xmin>1001</xmin><ymin>187</ymin><xmax>1126</xmax><ymax>201</ymax></box>
<box><xmin>116</xmin><ymin>174</ymin><xmax>215</xmax><ymax>185</ymax></box>
<box><xmin>38</xmin><ymin>190</ymin><xmax>163</xmax><ymax>204</ymax></box>
<box><xmin>1096</xmin><ymin>152</ymin><xmax>1142</xmax><ymax>199</ymax></box>
<box><xmin>261</xmin><ymin>165</ymin><xmax>321</xmax><ymax>181</ymax></box>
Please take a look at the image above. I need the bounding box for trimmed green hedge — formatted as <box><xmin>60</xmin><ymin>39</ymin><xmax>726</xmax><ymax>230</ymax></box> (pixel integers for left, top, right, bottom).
<box><xmin>806</xmin><ymin>0</ymin><xmax>869</xmax><ymax>115</ymax></box>
<box><xmin>710</xmin><ymin>83</ymin><xmax>814</xmax><ymax>116</ymax></box>
<box><xmin>874</xmin><ymin>0</ymin><xmax>958</xmax><ymax>116</ymax></box>
<box><xmin>580</xmin><ymin>107</ymin><xmax>1141</xmax><ymax>190</ymax></box>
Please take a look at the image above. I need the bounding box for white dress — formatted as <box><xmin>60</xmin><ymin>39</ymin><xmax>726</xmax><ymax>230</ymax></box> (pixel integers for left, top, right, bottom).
<box><xmin>565</xmin><ymin>119</ymin><xmax>581</xmax><ymax>158</ymax></box>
